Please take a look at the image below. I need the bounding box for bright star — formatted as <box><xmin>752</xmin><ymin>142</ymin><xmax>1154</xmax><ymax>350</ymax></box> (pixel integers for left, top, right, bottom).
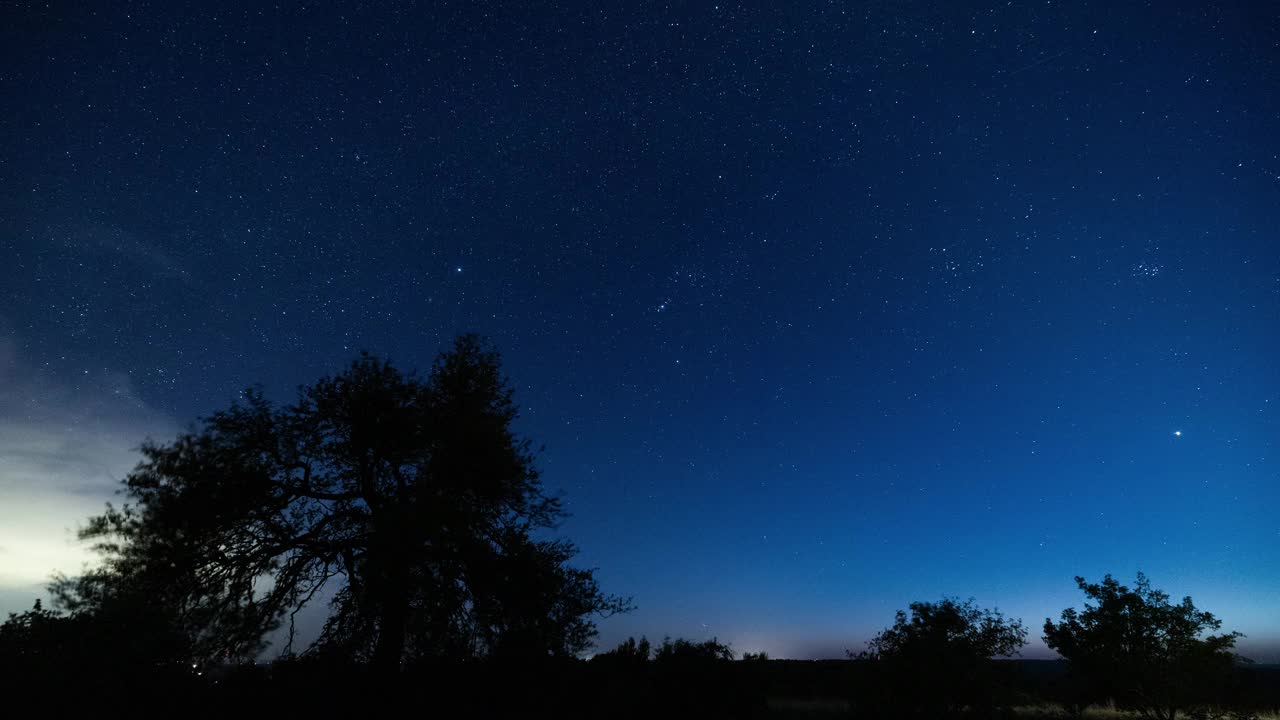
<box><xmin>1173</xmin><ymin>430</ymin><xmax>1182</xmax><ymax>437</ymax></box>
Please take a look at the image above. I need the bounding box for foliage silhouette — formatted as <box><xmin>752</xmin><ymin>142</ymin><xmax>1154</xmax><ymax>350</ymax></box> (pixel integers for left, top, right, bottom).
<box><xmin>652</xmin><ymin>636</ymin><xmax>736</xmax><ymax>664</ymax></box>
<box><xmin>850</xmin><ymin>597</ymin><xmax>1028</xmax><ymax>717</ymax></box>
<box><xmin>592</xmin><ymin>635</ymin><xmax>652</xmax><ymax>664</ymax></box>
<box><xmin>0</xmin><ymin>596</ymin><xmax>195</xmax><ymax>691</ymax></box>
<box><xmin>0</xmin><ymin>600</ymin><xmax>75</xmax><ymax>669</ymax></box>
<box><xmin>51</xmin><ymin>335</ymin><xmax>629</xmax><ymax>670</ymax></box>
<box><xmin>1044</xmin><ymin>573</ymin><xmax>1242</xmax><ymax>720</ymax></box>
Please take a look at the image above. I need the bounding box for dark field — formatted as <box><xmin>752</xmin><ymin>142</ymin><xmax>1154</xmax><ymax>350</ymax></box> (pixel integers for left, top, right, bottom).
<box><xmin>16</xmin><ymin>659</ymin><xmax>1279</xmax><ymax>718</ymax></box>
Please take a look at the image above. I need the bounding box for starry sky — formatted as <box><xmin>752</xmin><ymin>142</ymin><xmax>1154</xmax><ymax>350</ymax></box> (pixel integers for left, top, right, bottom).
<box><xmin>2</xmin><ymin>1</ymin><xmax>1277</xmax><ymax>661</ymax></box>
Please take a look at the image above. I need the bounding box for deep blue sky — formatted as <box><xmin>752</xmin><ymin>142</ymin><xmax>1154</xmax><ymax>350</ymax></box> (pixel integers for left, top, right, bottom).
<box><xmin>2</xmin><ymin>1</ymin><xmax>1276</xmax><ymax>660</ymax></box>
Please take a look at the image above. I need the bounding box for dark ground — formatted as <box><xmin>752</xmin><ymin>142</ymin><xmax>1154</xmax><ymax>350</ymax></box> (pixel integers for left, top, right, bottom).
<box><xmin>15</xmin><ymin>659</ymin><xmax>1278</xmax><ymax>718</ymax></box>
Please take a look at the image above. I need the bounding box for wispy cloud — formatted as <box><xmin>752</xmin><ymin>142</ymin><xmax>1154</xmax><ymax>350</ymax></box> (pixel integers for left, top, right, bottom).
<box><xmin>0</xmin><ymin>332</ymin><xmax>174</xmax><ymax>611</ymax></box>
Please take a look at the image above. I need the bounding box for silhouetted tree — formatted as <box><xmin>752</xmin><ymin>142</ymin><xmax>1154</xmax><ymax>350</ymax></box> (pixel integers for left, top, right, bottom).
<box><xmin>0</xmin><ymin>596</ymin><xmax>188</xmax><ymax>683</ymax></box>
<box><xmin>591</xmin><ymin>635</ymin><xmax>738</xmax><ymax>665</ymax></box>
<box><xmin>1044</xmin><ymin>573</ymin><xmax>1241</xmax><ymax>720</ymax></box>
<box><xmin>593</xmin><ymin>636</ymin><xmax>652</xmax><ymax>663</ymax></box>
<box><xmin>53</xmin><ymin>335</ymin><xmax>628</xmax><ymax>670</ymax></box>
<box><xmin>851</xmin><ymin>598</ymin><xmax>1027</xmax><ymax>717</ymax></box>
<box><xmin>652</xmin><ymin>636</ymin><xmax>735</xmax><ymax>663</ymax></box>
<box><xmin>0</xmin><ymin>600</ymin><xmax>71</xmax><ymax>668</ymax></box>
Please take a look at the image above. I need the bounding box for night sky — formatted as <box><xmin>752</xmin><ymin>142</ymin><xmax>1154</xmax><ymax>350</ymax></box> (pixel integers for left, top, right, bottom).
<box><xmin>2</xmin><ymin>1</ymin><xmax>1277</xmax><ymax>661</ymax></box>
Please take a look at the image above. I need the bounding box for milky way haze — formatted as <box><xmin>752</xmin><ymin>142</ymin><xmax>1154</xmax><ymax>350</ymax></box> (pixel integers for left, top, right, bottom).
<box><xmin>2</xmin><ymin>2</ymin><xmax>1277</xmax><ymax>660</ymax></box>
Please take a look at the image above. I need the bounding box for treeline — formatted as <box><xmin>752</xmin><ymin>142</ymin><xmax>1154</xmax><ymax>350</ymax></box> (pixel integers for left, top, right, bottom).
<box><xmin>1</xmin><ymin>625</ymin><xmax>1272</xmax><ymax>719</ymax></box>
<box><xmin>0</xmin><ymin>337</ymin><xmax>1267</xmax><ymax>717</ymax></box>
<box><xmin>3</xmin><ymin>569</ymin><xmax>1265</xmax><ymax>718</ymax></box>
<box><xmin>575</xmin><ymin>581</ymin><xmax>1261</xmax><ymax>720</ymax></box>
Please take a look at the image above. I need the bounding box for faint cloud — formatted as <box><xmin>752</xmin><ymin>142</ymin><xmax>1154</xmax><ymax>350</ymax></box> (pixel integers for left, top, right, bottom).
<box><xmin>39</xmin><ymin>216</ymin><xmax>195</xmax><ymax>285</ymax></box>
<box><xmin>0</xmin><ymin>331</ymin><xmax>174</xmax><ymax>610</ymax></box>
<box><xmin>90</xmin><ymin>224</ymin><xmax>194</xmax><ymax>283</ymax></box>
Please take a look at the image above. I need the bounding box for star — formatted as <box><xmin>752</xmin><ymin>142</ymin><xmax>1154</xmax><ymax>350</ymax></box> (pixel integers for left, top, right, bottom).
<box><xmin>1174</xmin><ymin>430</ymin><xmax>1182</xmax><ymax>437</ymax></box>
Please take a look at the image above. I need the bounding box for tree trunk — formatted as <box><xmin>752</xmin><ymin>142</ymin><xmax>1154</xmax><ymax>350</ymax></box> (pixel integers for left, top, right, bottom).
<box><xmin>370</xmin><ymin>524</ymin><xmax>409</xmax><ymax>673</ymax></box>
<box><xmin>372</xmin><ymin>589</ymin><xmax>407</xmax><ymax>672</ymax></box>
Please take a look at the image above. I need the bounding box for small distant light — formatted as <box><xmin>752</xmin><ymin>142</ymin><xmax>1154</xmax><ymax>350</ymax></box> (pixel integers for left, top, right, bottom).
<box><xmin>455</xmin><ymin>266</ymin><xmax>463</xmax><ymax>273</ymax></box>
<box><xmin>1174</xmin><ymin>430</ymin><xmax>1182</xmax><ymax>437</ymax></box>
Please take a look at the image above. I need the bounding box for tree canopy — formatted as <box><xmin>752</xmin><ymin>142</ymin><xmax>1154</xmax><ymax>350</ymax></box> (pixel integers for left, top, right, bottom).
<box><xmin>862</xmin><ymin>598</ymin><xmax>1027</xmax><ymax>662</ymax></box>
<box><xmin>1043</xmin><ymin>573</ymin><xmax>1242</xmax><ymax>720</ymax></box>
<box><xmin>52</xmin><ymin>335</ymin><xmax>628</xmax><ymax>669</ymax></box>
<box><xmin>852</xmin><ymin>598</ymin><xmax>1027</xmax><ymax>717</ymax></box>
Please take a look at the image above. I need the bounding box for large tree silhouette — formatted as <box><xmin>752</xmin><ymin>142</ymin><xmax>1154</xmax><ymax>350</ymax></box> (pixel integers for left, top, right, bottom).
<box><xmin>53</xmin><ymin>335</ymin><xmax>628</xmax><ymax>669</ymax></box>
<box><xmin>1044</xmin><ymin>573</ymin><xmax>1241</xmax><ymax>720</ymax></box>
